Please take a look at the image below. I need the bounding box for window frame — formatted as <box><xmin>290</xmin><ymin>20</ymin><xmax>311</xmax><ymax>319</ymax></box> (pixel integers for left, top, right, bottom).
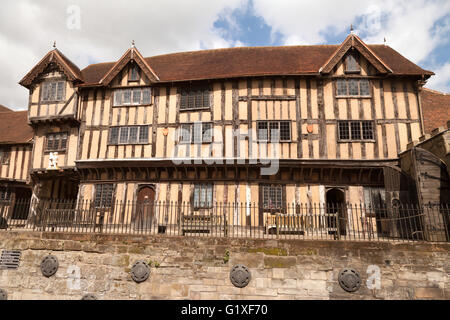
<box><xmin>192</xmin><ymin>184</ymin><xmax>213</xmax><ymax>210</ymax></box>
<box><xmin>0</xmin><ymin>187</ymin><xmax>11</xmax><ymax>201</ymax></box>
<box><xmin>128</xmin><ymin>64</ymin><xmax>140</xmax><ymax>82</ymax></box>
<box><xmin>256</xmin><ymin>121</ymin><xmax>292</xmax><ymax>142</ymax></box>
<box><xmin>44</xmin><ymin>132</ymin><xmax>68</xmax><ymax>153</ymax></box>
<box><xmin>180</xmin><ymin>86</ymin><xmax>211</xmax><ymax>111</ymax></box>
<box><xmin>0</xmin><ymin>148</ymin><xmax>11</xmax><ymax>165</ymax></box>
<box><xmin>41</xmin><ymin>81</ymin><xmax>66</xmax><ymax>103</ymax></box>
<box><xmin>113</xmin><ymin>87</ymin><xmax>152</xmax><ymax>107</ymax></box>
<box><xmin>108</xmin><ymin>125</ymin><xmax>150</xmax><ymax>145</ymax></box>
<box><xmin>335</xmin><ymin>79</ymin><xmax>372</xmax><ymax>98</ymax></box>
<box><xmin>344</xmin><ymin>52</ymin><xmax>361</xmax><ymax>74</ymax></box>
<box><xmin>93</xmin><ymin>183</ymin><xmax>114</xmax><ymax>208</ymax></box>
<box><xmin>178</xmin><ymin>122</ymin><xmax>213</xmax><ymax>144</ymax></box>
<box><xmin>261</xmin><ymin>184</ymin><xmax>285</xmax><ymax>211</ymax></box>
<box><xmin>337</xmin><ymin>121</ymin><xmax>375</xmax><ymax>142</ymax></box>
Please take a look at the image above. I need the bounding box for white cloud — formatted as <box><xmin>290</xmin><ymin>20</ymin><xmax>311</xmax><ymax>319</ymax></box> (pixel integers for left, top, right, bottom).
<box><xmin>0</xmin><ymin>0</ymin><xmax>245</xmax><ymax>110</ymax></box>
<box><xmin>426</xmin><ymin>62</ymin><xmax>450</xmax><ymax>92</ymax></box>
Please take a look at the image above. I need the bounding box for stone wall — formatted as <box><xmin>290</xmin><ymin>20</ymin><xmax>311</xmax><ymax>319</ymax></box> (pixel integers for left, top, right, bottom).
<box><xmin>0</xmin><ymin>231</ymin><xmax>448</xmax><ymax>300</ymax></box>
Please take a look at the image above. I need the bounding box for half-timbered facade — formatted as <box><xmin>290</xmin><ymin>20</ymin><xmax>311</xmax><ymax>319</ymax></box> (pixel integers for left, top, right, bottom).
<box><xmin>14</xmin><ymin>34</ymin><xmax>438</xmax><ymax>229</ymax></box>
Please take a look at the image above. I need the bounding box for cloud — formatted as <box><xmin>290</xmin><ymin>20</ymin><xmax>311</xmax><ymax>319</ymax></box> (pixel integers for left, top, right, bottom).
<box><xmin>426</xmin><ymin>62</ymin><xmax>450</xmax><ymax>92</ymax></box>
<box><xmin>0</xmin><ymin>0</ymin><xmax>245</xmax><ymax>110</ymax></box>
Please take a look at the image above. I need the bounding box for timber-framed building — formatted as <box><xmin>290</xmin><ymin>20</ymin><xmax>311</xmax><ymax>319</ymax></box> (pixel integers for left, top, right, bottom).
<box><xmin>2</xmin><ymin>33</ymin><xmax>448</xmax><ymax>239</ymax></box>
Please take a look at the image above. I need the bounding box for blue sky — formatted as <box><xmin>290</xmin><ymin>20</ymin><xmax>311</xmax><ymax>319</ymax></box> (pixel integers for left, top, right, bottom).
<box><xmin>0</xmin><ymin>0</ymin><xmax>449</xmax><ymax>110</ymax></box>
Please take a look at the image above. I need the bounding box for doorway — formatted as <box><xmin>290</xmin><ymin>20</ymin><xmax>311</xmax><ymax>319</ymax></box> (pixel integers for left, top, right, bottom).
<box><xmin>135</xmin><ymin>186</ymin><xmax>155</xmax><ymax>230</ymax></box>
<box><xmin>12</xmin><ymin>188</ymin><xmax>32</xmax><ymax>220</ymax></box>
<box><xmin>326</xmin><ymin>188</ymin><xmax>347</xmax><ymax>236</ymax></box>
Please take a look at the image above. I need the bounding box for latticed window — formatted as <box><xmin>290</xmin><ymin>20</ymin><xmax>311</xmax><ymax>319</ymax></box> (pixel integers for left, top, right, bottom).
<box><xmin>0</xmin><ymin>148</ymin><xmax>11</xmax><ymax>165</ymax></box>
<box><xmin>180</xmin><ymin>86</ymin><xmax>210</xmax><ymax>110</ymax></box>
<box><xmin>257</xmin><ymin>121</ymin><xmax>291</xmax><ymax>142</ymax></box>
<box><xmin>336</xmin><ymin>79</ymin><xmax>371</xmax><ymax>97</ymax></box>
<box><xmin>178</xmin><ymin>123</ymin><xmax>212</xmax><ymax>143</ymax></box>
<box><xmin>345</xmin><ymin>53</ymin><xmax>360</xmax><ymax>73</ymax></box>
<box><xmin>262</xmin><ymin>185</ymin><xmax>284</xmax><ymax>210</ymax></box>
<box><xmin>338</xmin><ymin>121</ymin><xmax>374</xmax><ymax>141</ymax></box>
<box><xmin>193</xmin><ymin>184</ymin><xmax>213</xmax><ymax>209</ymax></box>
<box><xmin>129</xmin><ymin>65</ymin><xmax>140</xmax><ymax>81</ymax></box>
<box><xmin>114</xmin><ymin>88</ymin><xmax>151</xmax><ymax>106</ymax></box>
<box><xmin>94</xmin><ymin>184</ymin><xmax>114</xmax><ymax>208</ymax></box>
<box><xmin>45</xmin><ymin>132</ymin><xmax>68</xmax><ymax>152</ymax></box>
<box><xmin>108</xmin><ymin>126</ymin><xmax>149</xmax><ymax>144</ymax></box>
<box><xmin>41</xmin><ymin>81</ymin><xmax>65</xmax><ymax>102</ymax></box>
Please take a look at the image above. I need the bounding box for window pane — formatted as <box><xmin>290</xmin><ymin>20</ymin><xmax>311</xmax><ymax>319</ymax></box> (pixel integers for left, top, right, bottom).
<box><xmin>47</xmin><ymin>135</ymin><xmax>54</xmax><ymax>150</ymax></box>
<box><xmin>348</xmin><ymin>79</ymin><xmax>359</xmax><ymax>95</ymax></box>
<box><xmin>180</xmin><ymin>91</ymin><xmax>188</xmax><ymax>109</ymax></box>
<box><xmin>350</xmin><ymin>122</ymin><xmax>361</xmax><ymax>140</ymax></box>
<box><xmin>114</xmin><ymin>90</ymin><xmax>122</xmax><ymax>106</ymax></box>
<box><xmin>257</xmin><ymin>122</ymin><xmax>268</xmax><ymax>141</ymax></box>
<box><xmin>338</xmin><ymin>122</ymin><xmax>350</xmax><ymax>140</ymax></box>
<box><xmin>269</xmin><ymin>122</ymin><xmax>280</xmax><ymax>142</ymax></box>
<box><xmin>132</xmin><ymin>89</ymin><xmax>141</xmax><ymax>105</ymax></box>
<box><xmin>360</xmin><ymin>79</ymin><xmax>370</xmax><ymax>96</ymax></box>
<box><xmin>142</xmin><ymin>88</ymin><xmax>151</xmax><ymax>104</ymax></box>
<box><xmin>346</xmin><ymin>53</ymin><xmax>359</xmax><ymax>72</ymax></box>
<box><xmin>195</xmin><ymin>90</ymin><xmax>202</xmax><ymax>108</ymax></box>
<box><xmin>42</xmin><ymin>83</ymin><xmax>49</xmax><ymax>101</ymax></box>
<box><xmin>337</xmin><ymin>80</ymin><xmax>347</xmax><ymax>96</ymax></box>
<box><xmin>279</xmin><ymin>122</ymin><xmax>291</xmax><ymax>141</ymax></box>
<box><xmin>60</xmin><ymin>133</ymin><xmax>68</xmax><ymax>150</ymax></box>
<box><xmin>129</xmin><ymin>66</ymin><xmax>139</xmax><ymax>81</ymax></box>
<box><xmin>123</xmin><ymin>90</ymin><xmax>131</xmax><ymax>104</ymax></box>
<box><xmin>139</xmin><ymin>126</ymin><xmax>149</xmax><ymax>143</ymax></box>
<box><xmin>193</xmin><ymin>186</ymin><xmax>200</xmax><ymax>207</ymax></box>
<box><xmin>203</xmin><ymin>90</ymin><xmax>210</xmax><ymax>107</ymax></box>
<box><xmin>129</xmin><ymin>127</ymin><xmax>138</xmax><ymax>143</ymax></box>
<box><xmin>56</xmin><ymin>82</ymin><xmax>64</xmax><ymax>100</ymax></box>
<box><xmin>362</xmin><ymin>121</ymin><xmax>374</xmax><ymax>140</ymax></box>
<box><xmin>188</xmin><ymin>92</ymin><xmax>195</xmax><ymax>109</ymax></box>
<box><xmin>119</xmin><ymin>127</ymin><xmax>129</xmax><ymax>143</ymax></box>
<box><xmin>202</xmin><ymin>123</ymin><xmax>212</xmax><ymax>143</ymax></box>
<box><xmin>180</xmin><ymin>124</ymin><xmax>191</xmax><ymax>143</ymax></box>
<box><xmin>192</xmin><ymin>123</ymin><xmax>202</xmax><ymax>143</ymax></box>
<box><xmin>109</xmin><ymin>127</ymin><xmax>119</xmax><ymax>144</ymax></box>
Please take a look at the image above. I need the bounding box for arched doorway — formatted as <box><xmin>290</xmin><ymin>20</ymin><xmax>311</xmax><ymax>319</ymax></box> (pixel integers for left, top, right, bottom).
<box><xmin>326</xmin><ymin>188</ymin><xmax>347</xmax><ymax>236</ymax></box>
<box><xmin>135</xmin><ymin>186</ymin><xmax>155</xmax><ymax>230</ymax></box>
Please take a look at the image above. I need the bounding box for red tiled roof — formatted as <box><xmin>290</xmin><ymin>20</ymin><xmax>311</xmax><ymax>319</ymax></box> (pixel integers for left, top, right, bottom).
<box><xmin>0</xmin><ymin>111</ymin><xmax>33</xmax><ymax>144</ymax></box>
<box><xmin>80</xmin><ymin>44</ymin><xmax>434</xmax><ymax>85</ymax></box>
<box><xmin>421</xmin><ymin>88</ymin><xmax>450</xmax><ymax>133</ymax></box>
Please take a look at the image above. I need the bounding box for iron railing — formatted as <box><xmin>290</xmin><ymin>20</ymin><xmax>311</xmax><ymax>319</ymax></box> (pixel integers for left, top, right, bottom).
<box><xmin>0</xmin><ymin>199</ymin><xmax>449</xmax><ymax>242</ymax></box>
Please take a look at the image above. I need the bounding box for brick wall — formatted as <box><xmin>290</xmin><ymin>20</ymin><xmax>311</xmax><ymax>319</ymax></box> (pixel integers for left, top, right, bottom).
<box><xmin>421</xmin><ymin>88</ymin><xmax>450</xmax><ymax>133</ymax></box>
<box><xmin>0</xmin><ymin>232</ymin><xmax>448</xmax><ymax>300</ymax></box>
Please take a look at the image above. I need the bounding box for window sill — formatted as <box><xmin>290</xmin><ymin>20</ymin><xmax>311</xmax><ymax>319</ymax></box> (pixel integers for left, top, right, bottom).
<box><xmin>107</xmin><ymin>142</ymin><xmax>149</xmax><ymax>146</ymax></box>
<box><xmin>337</xmin><ymin>140</ymin><xmax>376</xmax><ymax>143</ymax></box>
<box><xmin>44</xmin><ymin>150</ymin><xmax>67</xmax><ymax>154</ymax></box>
<box><xmin>179</xmin><ymin>107</ymin><xmax>211</xmax><ymax>112</ymax></box>
<box><xmin>112</xmin><ymin>104</ymin><xmax>153</xmax><ymax>107</ymax></box>
<box><xmin>41</xmin><ymin>100</ymin><xmax>66</xmax><ymax>104</ymax></box>
<box><xmin>336</xmin><ymin>95</ymin><xmax>372</xmax><ymax>99</ymax></box>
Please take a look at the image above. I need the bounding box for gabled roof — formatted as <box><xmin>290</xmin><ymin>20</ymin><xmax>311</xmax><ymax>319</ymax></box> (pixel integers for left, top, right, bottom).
<box><xmin>99</xmin><ymin>46</ymin><xmax>159</xmax><ymax>86</ymax></box>
<box><xmin>0</xmin><ymin>110</ymin><xmax>33</xmax><ymax>145</ymax></box>
<box><xmin>19</xmin><ymin>48</ymin><xmax>83</xmax><ymax>89</ymax></box>
<box><xmin>80</xmin><ymin>44</ymin><xmax>434</xmax><ymax>85</ymax></box>
<box><xmin>320</xmin><ymin>34</ymin><xmax>393</xmax><ymax>74</ymax></box>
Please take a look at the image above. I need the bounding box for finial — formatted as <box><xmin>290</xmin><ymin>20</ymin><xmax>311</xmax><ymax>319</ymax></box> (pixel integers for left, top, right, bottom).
<box><xmin>384</xmin><ymin>37</ymin><xmax>387</xmax><ymax>46</ymax></box>
<box><xmin>53</xmin><ymin>41</ymin><xmax>56</xmax><ymax>49</ymax></box>
<box><xmin>131</xmin><ymin>40</ymin><xmax>135</xmax><ymax>48</ymax></box>
<box><xmin>350</xmin><ymin>24</ymin><xmax>354</xmax><ymax>34</ymax></box>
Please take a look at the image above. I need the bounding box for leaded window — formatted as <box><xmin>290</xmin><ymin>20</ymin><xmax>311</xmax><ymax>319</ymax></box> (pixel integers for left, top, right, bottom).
<box><xmin>338</xmin><ymin>121</ymin><xmax>374</xmax><ymax>141</ymax></box>
<box><xmin>345</xmin><ymin>53</ymin><xmax>360</xmax><ymax>73</ymax></box>
<box><xmin>0</xmin><ymin>148</ymin><xmax>11</xmax><ymax>165</ymax></box>
<box><xmin>262</xmin><ymin>184</ymin><xmax>284</xmax><ymax>210</ymax></box>
<box><xmin>336</xmin><ymin>79</ymin><xmax>371</xmax><ymax>97</ymax></box>
<box><xmin>129</xmin><ymin>65</ymin><xmax>140</xmax><ymax>81</ymax></box>
<box><xmin>45</xmin><ymin>132</ymin><xmax>68</xmax><ymax>152</ymax></box>
<box><xmin>193</xmin><ymin>184</ymin><xmax>213</xmax><ymax>209</ymax></box>
<box><xmin>180</xmin><ymin>86</ymin><xmax>211</xmax><ymax>110</ymax></box>
<box><xmin>94</xmin><ymin>184</ymin><xmax>114</xmax><ymax>208</ymax></box>
<box><xmin>41</xmin><ymin>81</ymin><xmax>65</xmax><ymax>102</ymax></box>
<box><xmin>108</xmin><ymin>126</ymin><xmax>149</xmax><ymax>145</ymax></box>
<box><xmin>257</xmin><ymin>121</ymin><xmax>291</xmax><ymax>142</ymax></box>
<box><xmin>114</xmin><ymin>88</ymin><xmax>151</xmax><ymax>106</ymax></box>
<box><xmin>178</xmin><ymin>123</ymin><xmax>213</xmax><ymax>143</ymax></box>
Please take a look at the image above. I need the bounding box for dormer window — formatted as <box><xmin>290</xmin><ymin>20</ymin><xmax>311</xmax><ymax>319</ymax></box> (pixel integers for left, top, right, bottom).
<box><xmin>345</xmin><ymin>52</ymin><xmax>360</xmax><ymax>73</ymax></box>
<box><xmin>129</xmin><ymin>64</ymin><xmax>140</xmax><ymax>82</ymax></box>
<box><xmin>41</xmin><ymin>81</ymin><xmax>65</xmax><ymax>102</ymax></box>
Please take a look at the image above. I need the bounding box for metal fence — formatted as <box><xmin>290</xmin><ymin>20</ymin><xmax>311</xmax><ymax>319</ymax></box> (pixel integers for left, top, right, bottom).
<box><xmin>0</xmin><ymin>199</ymin><xmax>449</xmax><ymax>242</ymax></box>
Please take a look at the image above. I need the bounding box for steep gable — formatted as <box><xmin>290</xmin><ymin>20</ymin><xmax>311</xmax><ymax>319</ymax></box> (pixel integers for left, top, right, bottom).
<box><xmin>320</xmin><ymin>34</ymin><xmax>393</xmax><ymax>75</ymax></box>
<box><xmin>19</xmin><ymin>49</ymin><xmax>83</xmax><ymax>89</ymax></box>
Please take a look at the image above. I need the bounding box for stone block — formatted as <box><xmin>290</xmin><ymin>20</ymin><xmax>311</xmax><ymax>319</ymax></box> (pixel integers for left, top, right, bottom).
<box><xmin>414</xmin><ymin>287</ymin><xmax>444</xmax><ymax>299</ymax></box>
<box><xmin>264</xmin><ymin>256</ymin><xmax>296</xmax><ymax>268</ymax></box>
